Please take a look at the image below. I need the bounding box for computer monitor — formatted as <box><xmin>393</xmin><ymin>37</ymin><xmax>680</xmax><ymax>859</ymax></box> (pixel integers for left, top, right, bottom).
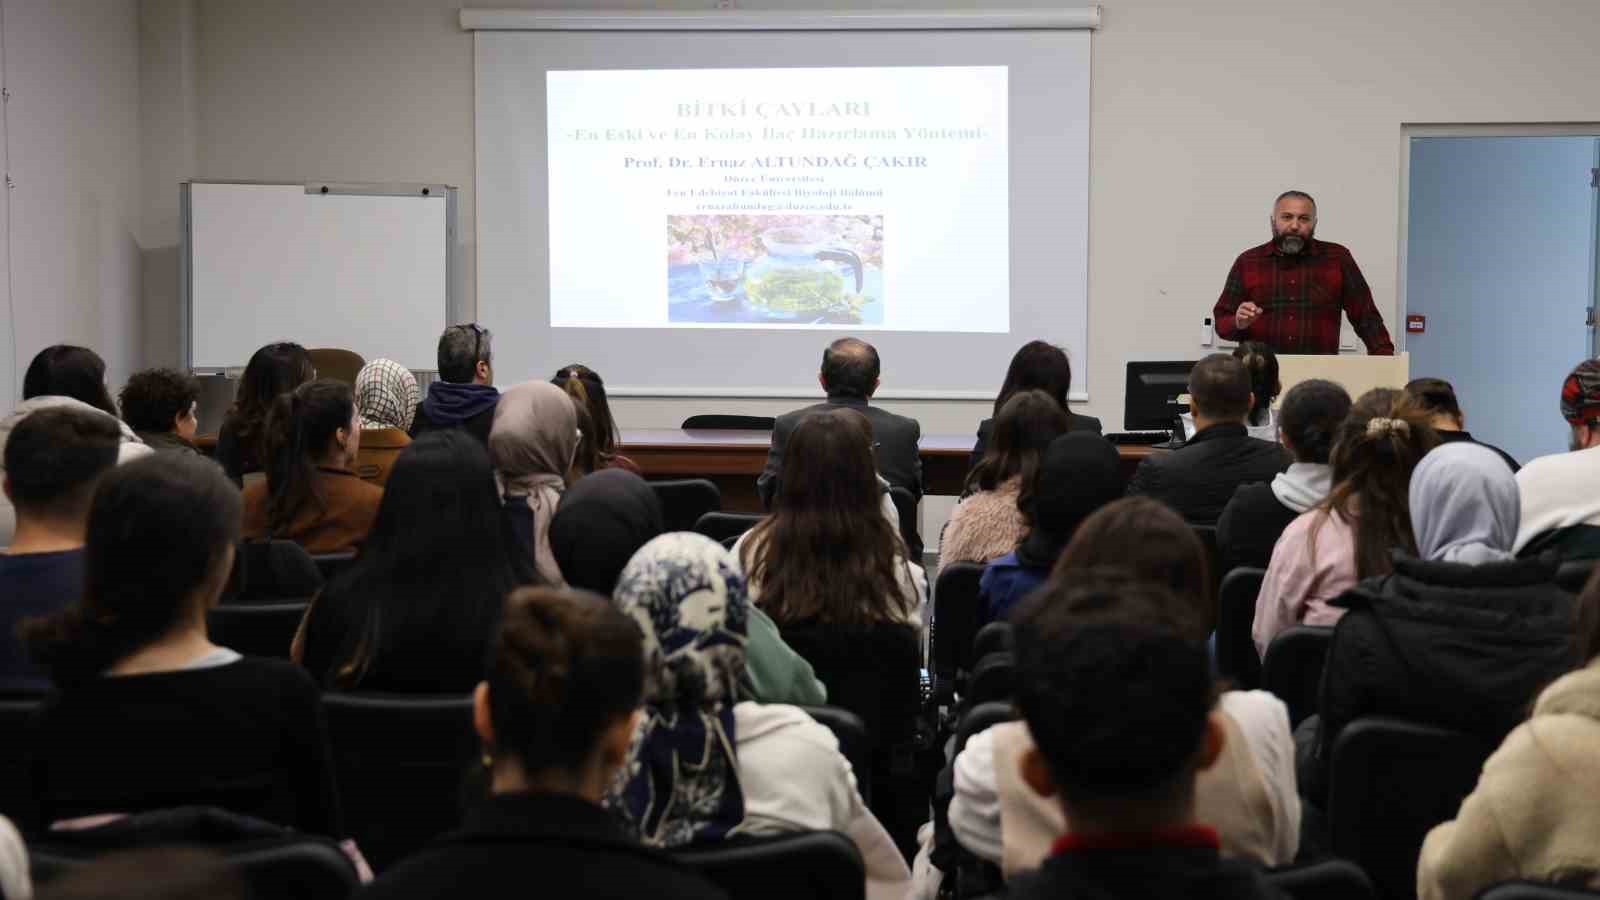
<box><xmin>1124</xmin><ymin>361</ymin><xmax>1198</xmax><ymax>432</ymax></box>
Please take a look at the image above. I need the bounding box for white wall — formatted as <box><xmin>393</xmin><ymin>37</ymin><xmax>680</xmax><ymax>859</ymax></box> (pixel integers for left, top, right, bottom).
<box><xmin>4</xmin><ymin>0</ymin><xmax>142</xmax><ymax>412</ymax></box>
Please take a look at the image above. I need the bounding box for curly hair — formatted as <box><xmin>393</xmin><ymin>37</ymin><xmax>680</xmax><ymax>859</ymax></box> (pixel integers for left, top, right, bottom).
<box><xmin>118</xmin><ymin>368</ymin><xmax>201</xmax><ymax>434</ymax></box>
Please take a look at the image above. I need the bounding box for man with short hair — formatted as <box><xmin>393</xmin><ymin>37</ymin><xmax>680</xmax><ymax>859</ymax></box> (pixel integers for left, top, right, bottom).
<box><xmin>1512</xmin><ymin>358</ymin><xmax>1600</xmax><ymax>560</ymax></box>
<box><xmin>411</xmin><ymin>323</ymin><xmax>500</xmax><ymax>445</ymax></box>
<box><xmin>758</xmin><ymin>337</ymin><xmax>922</xmax><ymax>509</ymax></box>
<box><xmin>118</xmin><ymin>367</ymin><xmax>202</xmax><ymax>455</ymax></box>
<box><xmin>1006</xmin><ymin>580</ymin><xmax>1283</xmax><ymax>899</ymax></box>
<box><xmin>1213</xmin><ymin>190</ymin><xmax>1394</xmax><ymax>355</ymax></box>
<box><xmin>1126</xmin><ymin>354</ymin><xmax>1287</xmax><ymax>524</ymax></box>
<box><xmin>0</xmin><ymin>408</ymin><xmax>122</xmax><ymax>685</ymax></box>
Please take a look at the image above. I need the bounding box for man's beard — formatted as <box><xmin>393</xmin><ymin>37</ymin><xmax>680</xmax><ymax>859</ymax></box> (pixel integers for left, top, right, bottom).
<box><xmin>1273</xmin><ymin>227</ymin><xmax>1312</xmax><ymax>255</ymax></box>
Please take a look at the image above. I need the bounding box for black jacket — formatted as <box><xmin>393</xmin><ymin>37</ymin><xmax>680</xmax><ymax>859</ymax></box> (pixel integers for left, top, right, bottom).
<box><xmin>1302</xmin><ymin>554</ymin><xmax>1575</xmax><ymax>801</ymax></box>
<box><xmin>361</xmin><ymin>792</ymin><xmax>726</xmax><ymax>900</ymax></box>
<box><xmin>1215</xmin><ymin>481</ymin><xmax>1300</xmax><ymax>573</ymax></box>
<box><xmin>759</xmin><ymin>397</ymin><xmax>922</xmax><ymax>508</ymax></box>
<box><xmin>1125</xmin><ymin>424</ymin><xmax>1287</xmax><ymax>524</ymax></box>
<box><xmin>968</xmin><ymin>412</ymin><xmax>1104</xmax><ymax>474</ymax></box>
<box><xmin>1434</xmin><ymin>429</ymin><xmax>1519</xmax><ymax>473</ymax></box>
<box><xmin>1004</xmin><ymin>841</ymin><xmax>1285</xmax><ymax>900</ymax></box>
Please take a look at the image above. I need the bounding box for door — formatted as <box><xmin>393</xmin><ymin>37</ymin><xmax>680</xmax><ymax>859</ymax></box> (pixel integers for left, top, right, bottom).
<box><xmin>1406</xmin><ymin>135</ymin><xmax>1600</xmax><ymax>464</ymax></box>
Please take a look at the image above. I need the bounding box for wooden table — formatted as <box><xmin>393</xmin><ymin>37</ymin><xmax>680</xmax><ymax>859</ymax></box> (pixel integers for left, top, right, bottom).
<box><xmin>620</xmin><ymin>429</ymin><xmax>1155</xmax><ymax>513</ymax></box>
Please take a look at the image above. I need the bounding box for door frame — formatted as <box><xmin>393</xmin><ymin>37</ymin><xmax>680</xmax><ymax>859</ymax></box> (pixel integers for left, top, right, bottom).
<box><xmin>1397</xmin><ymin>123</ymin><xmax>1600</xmax><ymax>356</ymax></box>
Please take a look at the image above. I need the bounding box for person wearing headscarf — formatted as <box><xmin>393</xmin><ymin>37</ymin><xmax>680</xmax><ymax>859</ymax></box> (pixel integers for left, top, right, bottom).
<box><xmin>606</xmin><ymin>533</ymin><xmax>910</xmax><ymax>900</ymax></box>
<box><xmin>353</xmin><ymin>359</ymin><xmax>419</xmax><ymax>487</ymax></box>
<box><xmin>978</xmin><ymin>433</ymin><xmax>1123</xmax><ymax>625</ymax></box>
<box><xmin>489</xmin><ymin>381</ymin><xmax>577</xmax><ymax>586</ymax></box>
<box><xmin>1296</xmin><ymin>441</ymin><xmax>1575</xmax><ymax>806</ymax></box>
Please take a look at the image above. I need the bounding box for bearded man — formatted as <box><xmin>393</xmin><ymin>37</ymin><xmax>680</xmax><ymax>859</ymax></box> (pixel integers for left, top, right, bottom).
<box><xmin>1212</xmin><ymin>190</ymin><xmax>1394</xmax><ymax>355</ymax></box>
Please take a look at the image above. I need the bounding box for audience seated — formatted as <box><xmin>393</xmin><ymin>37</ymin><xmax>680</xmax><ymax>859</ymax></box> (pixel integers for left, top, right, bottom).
<box><xmin>759</xmin><ymin>337</ymin><xmax>922</xmax><ymax>509</ymax></box>
<box><xmin>1514</xmin><ymin>358</ymin><xmax>1600</xmax><ymax>560</ymax></box>
<box><xmin>1217</xmin><ymin>379</ymin><xmax>1352</xmax><ymax>573</ymax></box>
<box><xmin>944</xmin><ymin>390</ymin><xmax>1070</xmax><ymax>564</ymax></box>
<box><xmin>241</xmin><ymin>379</ymin><xmax>382</xmax><ymax>554</ymax></box>
<box><xmin>117</xmin><ymin>367</ymin><xmax>202</xmax><ymax>456</ymax></box>
<box><xmin>607</xmin><ymin>533</ymin><xmax>911</xmax><ymax>900</ymax></box>
<box><xmin>360</xmin><ymin>586</ymin><xmax>726</xmax><ymax>900</ymax></box>
<box><xmin>1405</xmin><ymin>377</ymin><xmax>1520</xmax><ymax>473</ymax></box>
<box><xmin>978</xmin><ymin>432</ymin><xmax>1123</xmax><ymax>625</ymax></box>
<box><xmin>216</xmin><ymin>342</ymin><xmax>315</xmax><ymax>486</ymax></box>
<box><xmin>1417</xmin><ymin>568</ymin><xmax>1600</xmax><ymax>900</ymax></box>
<box><xmin>1253</xmin><ymin>388</ymin><xmax>1437</xmax><ymax>657</ymax></box>
<box><xmin>295</xmin><ymin>430</ymin><xmax>534</xmax><ymax>692</ymax></box>
<box><xmin>352</xmin><ymin>358</ymin><xmax>418</xmax><ymax>486</ymax></box>
<box><xmin>552</xmin><ymin>364</ymin><xmax>641</xmax><ymax>475</ymax></box>
<box><xmin>0</xmin><ymin>409</ymin><xmax>121</xmax><ymax>688</ymax></box>
<box><xmin>410</xmin><ymin>323</ymin><xmax>499</xmax><ymax>445</ymax></box>
<box><xmin>1297</xmin><ymin>442</ymin><xmax>1574</xmax><ymax>804</ymax></box>
<box><xmin>1001</xmin><ymin>578</ymin><xmax>1283</xmax><ymax>900</ymax></box>
<box><xmin>22</xmin><ymin>454</ymin><xmax>340</xmax><ymax>835</ymax></box>
<box><xmin>969</xmin><ymin>340</ymin><xmax>1102</xmax><ymax>471</ymax></box>
<box><xmin>916</xmin><ymin>498</ymin><xmax>1297</xmax><ymax>897</ymax></box>
<box><xmin>489</xmin><ymin>381</ymin><xmax>577</xmax><ymax>586</ymax></box>
<box><xmin>1181</xmin><ymin>342</ymin><xmax>1281</xmax><ymax>443</ymax></box>
<box><xmin>1126</xmin><ymin>353</ymin><xmax>1286</xmax><ymax>524</ymax></box>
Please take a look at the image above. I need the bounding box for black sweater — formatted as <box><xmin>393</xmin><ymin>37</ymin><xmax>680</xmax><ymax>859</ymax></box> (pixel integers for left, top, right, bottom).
<box><xmin>1126</xmin><ymin>424</ymin><xmax>1287</xmax><ymax>525</ymax></box>
<box><xmin>29</xmin><ymin>657</ymin><xmax>341</xmax><ymax>836</ymax></box>
<box><xmin>1215</xmin><ymin>481</ymin><xmax>1301</xmax><ymax>573</ymax></box>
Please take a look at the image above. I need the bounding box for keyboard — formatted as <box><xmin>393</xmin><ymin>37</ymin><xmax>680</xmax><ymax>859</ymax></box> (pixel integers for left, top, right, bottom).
<box><xmin>1105</xmin><ymin>431</ymin><xmax>1173</xmax><ymax>446</ymax></box>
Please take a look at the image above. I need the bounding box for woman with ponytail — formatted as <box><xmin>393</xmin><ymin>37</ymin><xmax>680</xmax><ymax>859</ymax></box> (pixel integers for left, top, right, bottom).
<box><xmin>551</xmin><ymin>364</ymin><xmax>640</xmax><ymax>476</ymax></box>
<box><xmin>1252</xmin><ymin>388</ymin><xmax>1438</xmax><ymax>658</ymax></box>
<box><xmin>22</xmin><ymin>454</ymin><xmax>339</xmax><ymax>835</ymax></box>
<box><xmin>1234</xmin><ymin>341</ymin><xmax>1282</xmax><ymax>441</ymax></box>
<box><xmin>241</xmin><ymin>379</ymin><xmax>383</xmax><ymax>554</ymax></box>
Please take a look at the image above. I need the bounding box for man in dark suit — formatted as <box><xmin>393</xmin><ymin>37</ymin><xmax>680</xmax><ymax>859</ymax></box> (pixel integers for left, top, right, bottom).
<box><xmin>758</xmin><ymin>337</ymin><xmax>922</xmax><ymax>509</ymax></box>
<box><xmin>1126</xmin><ymin>353</ymin><xmax>1287</xmax><ymax>524</ymax></box>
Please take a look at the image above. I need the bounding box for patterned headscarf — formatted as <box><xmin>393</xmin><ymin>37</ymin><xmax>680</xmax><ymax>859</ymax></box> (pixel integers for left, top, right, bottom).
<box><xmin>1561</xmin><ymin>358</ymin><xmax>1600</xmax><ymax>425</ymax></box>
<box><xmin>354</xmin><ymin>359</ymin><xmax>419</xmax><ymax>433</ymax></box>
<box><xmin>605</xmin><ymin>533</ymin><xmax>748</xmax><ymax>848</ymax></box>
<box><xmin>489</xmin><ymin>382</ymin><xmax>578</xmax><ymax>585</ymax></box>
<box><xmin>1410</xmin><ymin>441</ymin><xmax>1520</xmax><ymax>565</ymax></box>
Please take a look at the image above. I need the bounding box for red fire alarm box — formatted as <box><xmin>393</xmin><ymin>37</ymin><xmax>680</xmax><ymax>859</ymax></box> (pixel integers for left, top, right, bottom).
<box><xmin>1406</xmin><ymin>314</ymin><xmax>1426</xmax><ymax>334</ymax></box>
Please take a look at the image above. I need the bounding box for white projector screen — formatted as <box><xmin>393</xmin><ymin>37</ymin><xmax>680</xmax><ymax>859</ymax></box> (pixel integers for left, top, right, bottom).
<box><xmin>474</xmin><ymin>25</ymin><xmax>1090</xmax><ymax>398</ymax></box>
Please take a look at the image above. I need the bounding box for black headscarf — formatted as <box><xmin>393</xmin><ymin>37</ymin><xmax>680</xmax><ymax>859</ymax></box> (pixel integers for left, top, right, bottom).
<box><xmin>1015</xmin><ymin>433</ymin><xmax>1124</xmax><ymax>569</ymax></box>
<box><xmin>549</xmin><ymin>468</ymin><xmax>665</xmax><ymax>594</ymax></box>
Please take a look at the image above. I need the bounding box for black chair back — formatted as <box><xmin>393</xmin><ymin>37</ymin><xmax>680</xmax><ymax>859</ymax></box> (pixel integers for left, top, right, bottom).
<box><xmin>1330</xmin><ymin>716</ymin><xmax>1496</xmax><ymax>900</ymax></box>
<box><xmin>971</xmin><ymin>621</ymin><xmax>1013</xmax><ymax>660</ymax></box>
<box><xmin>1260</xmin><ymin>625</ymin><xmax>1334</xmax><ymax>728</ymax></box>
<box><xmin>780</xmin><ymin>623</ymin><xmax>921</xmax><ymax>751</ymax></box>
<box><xmin>648</xmin><ymin>478</ymin><xmax>723</xmax><ymax>533</ymax></box>
<box><xmin>681</xmin><ymin>414</ymin><xmax>776</xmax><ymax>430</ymax></box>
<box><xmin>1265</xmin><ymin>859</ymin><xmax>1377</xmax><ymax>900</ymax></box>
<box><xmin>1477</xmin><ymin>884</ymin><xmax>1600</xmax><ymax>899</ymax></box>
<box><xmin>672</xmin><ymin>830</ymin><xmax>864</xmax><ymax>900</ymax></box>
<box><xmin>30</xmin><ymin>833</ymin><xmax>359</xmax><ymax>900</ymax></box>
<box><xmin>931</xmin><ymin>561</ymin><xmax>987</xmax><ymax>696</ymax></box>
<box><xmin>321</xmin><ymin>692</ymin><xmax>478</xmax><ymax>872</ymax></box>
<box><xmin>888</xmin><ymin>486</ymin><xmax>924</xmax><ymax>562</ymax></box>
<box><xmin>206</xmin><ymin>603</ymin><xmax>307</xmax><ymax>660</ymax></box>
<box><xmin>0</xmin><ymin>695</ymin><xmax>43</xmax><ymax>824</ymax></box>
<box><xmin>1191</xmin><ymin>523</ymin><xmax>1222</xmax><ymax>623</ymax></box>
<box><xmin>967</xmin><ymin>652</ymin><xmax>1014</xmax><ymax>707</ymax></box>
<box><xmin>796</xmin><ymin>705</ymin><xmax>871</xmax><ymax>805</ymax></box>
<box><xmin>1215</xmin><ymin>566</ymin><xmax>1267</xmax><ymax>689</ymax></box>
<box><xmin>1555</xmin><ymin>559</ymin><xmax>1595</xmax><ymax>593</ymax></box>
<box><xmin>224</xmin><ymin>539</ymin><xmax>323</xmax><ymax>604</ymax></box>
<box><xmin>693</xmin><ymin>511</ymin><xmax>763</xmax><ymax>545</ymax></box>
<box><xmin>952</xmin><ymin>701</ymin><xmax>1017</xmax><ymax>759</ymax></box>
<box><xmin>310</xmin><ymin>551</ymin><xmax>357</xmax><ymax>586</ymax></box>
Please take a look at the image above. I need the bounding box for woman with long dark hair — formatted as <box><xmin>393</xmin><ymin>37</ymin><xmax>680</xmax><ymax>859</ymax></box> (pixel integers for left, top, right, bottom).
<box><xmin>22</xmin><ymin>345</ymin><xmax>118</xmax><ymax>417</ymax></box>
<box><xmin>216</xmin><ymin>342</ymin><xmax>315</xmax><ymax>485</ymax></box>
<box><xmin>969</xmin><ymin>341</ymin><xmax>1101</xmax><ymax>470</ymax></box>
<box><xmin>295</xmin><ymin>430</ymin><xmax>536</xmax><ymax>692</ymax></box>
<box><xmin>943</xmin><ymin>389</ymin><xmax>1071</xmax><ymax>564</ymax></box>
<box><xmin>241</xmin><ymin>378</ymin><xmax>382</xmax><ymax>554</ymax></box>
<box><xmin>551</xmin><ymin>364</ymin><xmax>639</xmax><ymax>475</ymax></box>
<box><xmin>21</xmin><ymin>454</ymin><xmax>339</xmax><ymax>835</ymax></box>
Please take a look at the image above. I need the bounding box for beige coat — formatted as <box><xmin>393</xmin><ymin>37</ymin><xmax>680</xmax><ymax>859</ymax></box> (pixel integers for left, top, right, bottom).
<box><xmin>1418</xmin><ymin>658</ymin><xmax>1600</xmax><ymax>900</ymax></box>
<box><xmin>941</xmin><ymin>477</ymin><xmax>1027</xmax><ymax>565</ymax></box>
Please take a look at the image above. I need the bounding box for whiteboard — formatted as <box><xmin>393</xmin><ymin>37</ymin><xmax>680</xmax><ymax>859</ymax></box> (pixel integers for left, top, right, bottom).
<box><xmin>182</xmin><ymin>182</ymin><xmax>456</xmax><ymax>372</ymax></box>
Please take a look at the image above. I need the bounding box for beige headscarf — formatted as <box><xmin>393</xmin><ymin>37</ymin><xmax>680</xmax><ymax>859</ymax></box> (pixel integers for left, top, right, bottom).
<box><xmin>489</xmin><ymin>381</ymin><xmax>578</xmax><ymax>585</ymax></box>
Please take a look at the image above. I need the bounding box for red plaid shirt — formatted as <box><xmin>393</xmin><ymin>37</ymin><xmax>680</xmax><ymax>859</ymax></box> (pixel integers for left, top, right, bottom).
<box><xmin>1212</xmin><ymin>238</ymin><xmax>1394</xmax><ymax>355</ymax></box>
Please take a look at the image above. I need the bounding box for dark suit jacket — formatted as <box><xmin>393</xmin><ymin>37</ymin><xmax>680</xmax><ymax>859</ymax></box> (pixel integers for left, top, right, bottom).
<box><xmin>361</xmin><ymin>792</ymin><xmax>726</xmax><ymax>900</ymax></box>
<box><xmin>758</xmin><ymin>397</ymin><xmax>922</xmax><ymax>509</ymax></box>
<box><xmin>1126</xmin><ymin>423</ymin><xmax>1288</xmax><ymax>525</ymax></box>
<box><xmin>968</xmin><ymin>411</ymin><xmax>1103</xmax><ymax>473</ymax></box>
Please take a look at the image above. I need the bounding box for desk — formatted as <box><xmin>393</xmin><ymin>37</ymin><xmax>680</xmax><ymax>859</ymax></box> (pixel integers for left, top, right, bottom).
<box><xmin>620</xmin><ymin>429</ymin><xmax>1154</xmax><ymax>513</ymax></box>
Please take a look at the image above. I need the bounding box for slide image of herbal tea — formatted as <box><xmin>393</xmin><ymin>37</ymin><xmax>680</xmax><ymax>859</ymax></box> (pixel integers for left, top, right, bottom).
<box><xmin>666</xmin><ymin>214</ymin><xmax>884</xmax><ymax>326</ymax></box>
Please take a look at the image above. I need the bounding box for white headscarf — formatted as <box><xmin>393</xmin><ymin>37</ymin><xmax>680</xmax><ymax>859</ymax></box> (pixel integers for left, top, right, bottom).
<box><xmin>353</xmin><ymin>358</ymin><xmax>419</xmax><ymax>433</ymax></box>
<box><xmin>1410</xmin><ymin>442</ymin><xmax>1520</xmax><ymax>565</ymax></box>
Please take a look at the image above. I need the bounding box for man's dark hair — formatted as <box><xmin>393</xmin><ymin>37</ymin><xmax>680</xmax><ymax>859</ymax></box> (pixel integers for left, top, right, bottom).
<box><xmin>820</xmin><ymin>337</ymin><xmax>880</xmax><ymax>400</ymax></box>
<box><xmin>4</xmin><ymin>407</ymin><xmax>121</xmax><ymax>514</ymax></box>
<box><xmin>118</xmin><ymin>368</ymin><xmax>201</xmax><ymax>435</ymax></box>
<box><xmin>1280</xmin><ymin>379</ymin><xmax>1352</xmax><ymax>464</ymax></box>
<box><xmin>1404</xmin><ymin>377</ymin><xmax>1463</xmax><ymax>424</ymax></box>
<box><xmin>1187</xmin><ymin>353</ymin><xmax>1252</xmax><ymax>421</ymax></box>
<box><xmin>1275</xmin><ymin>189</ymin><xmax>1317</xmax><ymax>211</ymax></box>
<box><xmin>1012</xmin><ymin>573</ymin><xmax>1214</xmax><ymax>800</ymax></box>
<box><xmin>438</xmin><ymin>323</ymin><xmax>493</xmax><ymax>384</ymax></box>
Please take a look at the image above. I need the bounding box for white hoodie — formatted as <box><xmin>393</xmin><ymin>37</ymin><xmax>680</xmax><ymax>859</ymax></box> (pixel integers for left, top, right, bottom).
<box><xmin>0</xmin><ymin>396</ymin><xmax>150</xmax><ymax>546</ymax></box>
<box><xmin>1270</xmin><ymin>462</ymin><xmax>1333</xmax><ymax>514</ymax></box>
